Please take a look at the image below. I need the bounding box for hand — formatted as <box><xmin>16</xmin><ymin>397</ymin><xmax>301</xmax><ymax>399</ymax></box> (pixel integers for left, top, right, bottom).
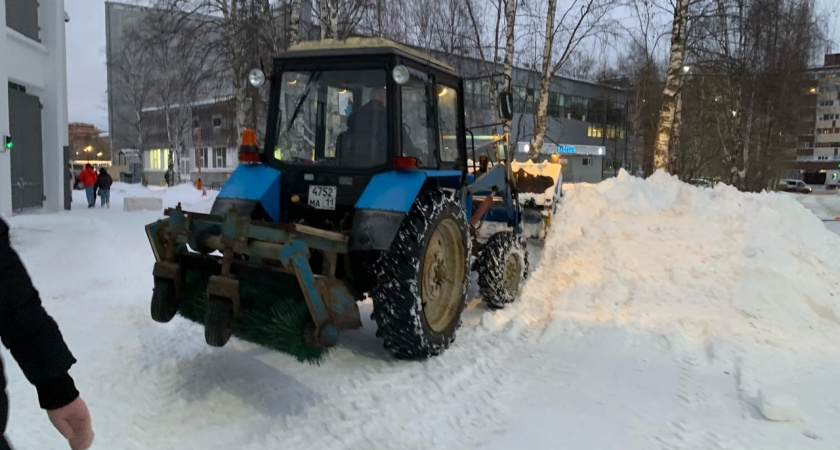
<box><xmin>47</xmin><ymin>396</ymin><xmax>94</xmax><ymax>450</ymax></box>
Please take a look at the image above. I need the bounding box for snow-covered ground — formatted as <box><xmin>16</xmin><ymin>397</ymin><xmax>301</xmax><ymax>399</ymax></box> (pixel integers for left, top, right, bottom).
<box><xmin>3</xmin><ymin>174</ymin><xmax>840</xmax><ymax>449</ymax></box>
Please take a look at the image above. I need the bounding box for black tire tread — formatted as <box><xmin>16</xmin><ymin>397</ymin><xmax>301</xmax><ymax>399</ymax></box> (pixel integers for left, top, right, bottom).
<box><xmin>477</xmin><ymin>231</ymin><xmax>529</xmax><ymax>309</ymax></box>
<box><xmin>370</xmin><ymin>188</ymin><xmax>471</xmax><ymax>360</ymax></box>
<box><xmin>151</xmin><ymin>278</ymin><xmax>179</xmax><ymax>323</ymax></box>
<box><xmin>205</xmin><ymin>296</ymin><xmax>234</xmax><ymax>347</ymax></box>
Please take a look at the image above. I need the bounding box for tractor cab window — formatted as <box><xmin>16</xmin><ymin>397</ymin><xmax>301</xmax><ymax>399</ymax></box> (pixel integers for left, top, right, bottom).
<box><xmin>273</xmin><ymin>69</ymin><xmax>388</xmax><ymax>168</ymax></box>
<box><xmin>400</xmin><ymin>70</ymin><xmax>435</xmax><ymax>166</ymax></box>
<box><xmin>437</xmin><ymin>84</ymin><xmax>460</xmax><ymax>163</ymax></box>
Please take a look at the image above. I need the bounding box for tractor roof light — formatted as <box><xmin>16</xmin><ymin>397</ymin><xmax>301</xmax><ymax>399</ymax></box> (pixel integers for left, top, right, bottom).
<box><xmin>248</xmin><ymin>68</ymin><xmax>266</xmax><ymax>88</ymax></box>
<box><xmin>392</xmin><ymin>65</ymin><xmax>409</xmax><ymax>85</ymax></box>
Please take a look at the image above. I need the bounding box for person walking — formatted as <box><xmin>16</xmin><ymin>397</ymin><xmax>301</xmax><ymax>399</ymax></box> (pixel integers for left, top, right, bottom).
<box><xmin>78</xmin><ymin>165</ymin><xmax>97</xmax><ymax>208</ymax></box>
<box><xmin>0</xmin><ymin>219</ymin><xmax>94</xmax><ymax>450</ymax></box>
<box><xmin>95</xmin><ymin>168</ymin><xmax>113</xmax><ymax>208</ymax></box>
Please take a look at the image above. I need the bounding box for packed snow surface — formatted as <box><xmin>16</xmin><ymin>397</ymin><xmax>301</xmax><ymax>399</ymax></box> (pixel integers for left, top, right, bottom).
<box><xmin>3</xmin><ymin>173</ymin><xmax>840</xmax><ymax>449</ymax></box>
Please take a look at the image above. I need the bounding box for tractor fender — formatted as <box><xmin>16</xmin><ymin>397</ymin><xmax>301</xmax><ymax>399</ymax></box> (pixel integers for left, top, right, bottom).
<box><xmin>210</xmin><ymin>164</ymin><xmax>282</xmax><ymax>222</ymax></box>
<box><xmin>352</xmin><ymin>170</ymin><xmax>427</xmax><ymax>251</ymax></box>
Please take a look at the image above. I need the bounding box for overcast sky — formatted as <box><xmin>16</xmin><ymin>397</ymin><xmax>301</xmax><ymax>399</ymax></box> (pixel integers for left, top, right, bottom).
<box><xmin>65</xmin><ymin>0</ymin><xmax>840</xmax><ymax>134</ymax></box>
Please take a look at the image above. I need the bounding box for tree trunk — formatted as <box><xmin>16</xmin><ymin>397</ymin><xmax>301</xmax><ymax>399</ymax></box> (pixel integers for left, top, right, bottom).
<box><xmin>502</xmin><ymin>0</ymin><xmax>516</xmax><ymax>138</ymax></box>
<box><xmin>652</xmin><ymin>0</ymin><xmax>688</xmax><ymax>172</ymax></box>
<box><xmin>320</xmin><ymin>0</ymin><xmax>338</xmax><ymax>39</ymax></box>
<box><xmin>670</xmin><ymin>90</ymin><xmax>683</xmax><ymax>174</ymax></box>
<box><xmin>528</xmin><ymin>0</ymin><xmax>557</xmax><ymax>161</ymax></box>
<box><xmin>290</xmin><ymin>0</ymin><xmax>302</xmax><ymax>46</ymax></box>
<box><xmin>233</xmin><ymin>66</ymin><xmax>248</xmax><ymax>141</ymax></box>
<box><xmin>742</xmin><ymin>87</ymin><xmax>755</xmax><ymax>189</ymax></box>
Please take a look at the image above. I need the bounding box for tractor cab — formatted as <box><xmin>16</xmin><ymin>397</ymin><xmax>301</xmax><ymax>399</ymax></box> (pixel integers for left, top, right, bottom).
<box><xmin>260</xmin><ymin>39</ymin><xmax>467</xmax><ymax>214</ymax></box>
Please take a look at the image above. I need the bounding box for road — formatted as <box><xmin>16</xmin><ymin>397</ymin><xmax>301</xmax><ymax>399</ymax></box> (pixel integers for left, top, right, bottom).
<box><xmin>827</xmin><ymin>220</ymin><xmax>840</xmax><ymax>236</ymax></box>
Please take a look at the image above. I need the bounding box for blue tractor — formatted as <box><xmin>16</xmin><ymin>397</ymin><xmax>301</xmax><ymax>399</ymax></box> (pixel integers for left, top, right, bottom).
<box><xmin>145</xmin><ymin>38</ymin><xmax>544</xmax><ymax>360</ymax></box>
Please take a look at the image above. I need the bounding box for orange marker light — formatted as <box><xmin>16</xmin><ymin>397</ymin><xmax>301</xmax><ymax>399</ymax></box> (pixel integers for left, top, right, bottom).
<box><xmin>241</xmin><ymin>128</ymin><xmax>258</xmax><ymax>147</ymax></box>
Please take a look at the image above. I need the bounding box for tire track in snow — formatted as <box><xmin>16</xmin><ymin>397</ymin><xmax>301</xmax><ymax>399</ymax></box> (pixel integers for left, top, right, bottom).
<box><xmin>86</xmin><ymin>305</ymin><xmax>535</xmax><ymax>450</ymax></box>
<box><xmin>655</xmin><ymin>352</ymin><xmax>747</xmax><ymax>450</ymax></box>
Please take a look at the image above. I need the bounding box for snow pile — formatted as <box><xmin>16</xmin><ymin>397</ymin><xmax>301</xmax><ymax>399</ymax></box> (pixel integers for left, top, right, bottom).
<box><xmin>514</xmin><ymin>170</ymin><xmax>840</xmax><ymax>353</ymax></box>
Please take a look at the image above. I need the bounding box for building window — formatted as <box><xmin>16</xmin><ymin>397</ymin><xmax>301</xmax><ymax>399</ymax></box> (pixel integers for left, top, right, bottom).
<box><xmin>548</xmin><ymin>92</ymin><xmax>562</xmax><ymax>118</ymax></box>
<box><xmin>567</xmin><ymin>96</ymin><xmax>588</xmax><ymax>121</ymax></box>
<box><xmin>588</xmin><ymin>125</ymin><xmax>603</xmax><ymax>138</ymax></box>
<box><xmin>606</xmin><ymin>126</ymin><xmax>625</xmax><ymax>139</ymax></box>
<box><xmin>582</xmin><ymin>157</ymin><xmax>592</xmax><ymax>166</ymax></box>
<box><xmin>5</xmin><ymin>0</ymin><xmax>40</xmax><ymax>42</ymax></box>
<box><xmin>212</xmin><ymin>117</ymin><xmax>222</xmax><ymax>128</ymax></box>
<box><xmin>196</xmin><ymin>148</ymin><xmax>208</xmax><ymax>168</ymax></box>
<box><xmin>148</xmin><ymin>149</ymin><xmax>170</xmax><ymax>170</ymax></box>
<box><xmin>213</xmin><ymin>148</ymin><xmax>227</xmax><ymax>168</ymax></box>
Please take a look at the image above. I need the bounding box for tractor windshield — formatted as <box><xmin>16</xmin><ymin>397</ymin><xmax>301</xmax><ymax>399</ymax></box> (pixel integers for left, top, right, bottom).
<box><xmin>273</xmin><ymin>69</ymin><xmax>388</xmax><ymax>168</ymax></box>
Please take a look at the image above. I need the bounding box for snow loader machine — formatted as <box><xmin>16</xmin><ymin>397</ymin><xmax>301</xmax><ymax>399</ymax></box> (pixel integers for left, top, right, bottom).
<box><xmin>145</xmin><ymin>38</ymin><xmax>556</xmax><ymax>361</ymax></box>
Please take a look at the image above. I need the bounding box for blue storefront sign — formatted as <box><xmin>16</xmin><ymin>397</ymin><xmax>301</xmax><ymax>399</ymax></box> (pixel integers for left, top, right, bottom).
<box><xmin>557</xmin><ymin>145</ymin><xmax>576</xmax><ymax>154</ymax></box>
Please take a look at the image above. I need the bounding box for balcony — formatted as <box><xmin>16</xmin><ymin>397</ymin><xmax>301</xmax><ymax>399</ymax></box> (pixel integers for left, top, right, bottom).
<box><xmin>796</xmin><ymin>155</ymin><xmax>840</xmax><ymax>162</ymax></box>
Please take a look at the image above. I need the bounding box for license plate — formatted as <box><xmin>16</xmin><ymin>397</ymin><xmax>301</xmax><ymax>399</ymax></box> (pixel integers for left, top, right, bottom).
<box><xmin>308</xmin><ymin>185</ymin><xmax>337</xmax><ymax>210</ymax></box>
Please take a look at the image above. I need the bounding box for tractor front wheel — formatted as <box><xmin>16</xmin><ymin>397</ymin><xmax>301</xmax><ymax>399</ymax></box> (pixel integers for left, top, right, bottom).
<box><xmin>151</xmin><ymin>277</ymin><xmax>180</xmax><ymax>323</ymax></box>
<box><xmin>205</xmin><ymin>296</ymin><xmax>234</xmax><ymax>347</ymax></box>
<box><xmin>477</xmin><ymin>231</ymin><xmax>529</xmax><ymax>309</ymax></box>
<box><xmin>371</xmin><ymin>188</ymin><xmax>470</xmax><ymax>359</ymax></box>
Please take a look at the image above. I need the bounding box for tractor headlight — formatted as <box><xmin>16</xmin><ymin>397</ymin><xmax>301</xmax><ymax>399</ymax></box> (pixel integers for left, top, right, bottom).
<box><xmin>392</xmin><ymin>65</ymin><xmax>410</xmax><ymax>85</ymax></box>
<box><xmin>248</xmin><ymin>68</ymin><xmax>266</xmax><ymax>88</ymax></box>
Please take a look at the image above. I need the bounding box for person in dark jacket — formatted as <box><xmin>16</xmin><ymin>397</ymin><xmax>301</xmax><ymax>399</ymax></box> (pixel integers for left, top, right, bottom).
<box><xmin>0</xmin><ymin>219</ymin><xmax>94</xmax><ymax>450</ymax></box>
<box><xmin>95</xmin><ymin>168</ymin><xmax>113</xmax><ymax>209</ymax></box>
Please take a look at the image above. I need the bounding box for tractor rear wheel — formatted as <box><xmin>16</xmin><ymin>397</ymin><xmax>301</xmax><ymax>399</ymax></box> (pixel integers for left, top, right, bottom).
<box><xmin>371</xmin><ymin>188</ymin><xmax>470</xmax><ymax>359</ymax></box>
<box><xmin>477</xmin><ymin>231</ymin><xmax>529</xmax><ymax>309</ymax></box>
<box><xmin>151</xmin><ymin>277</ymin><xmax>179</xmax><ymax>323</ymax></box>
<box><xmin>205</xmin><ymin>296</ymin><xmax>234</xmax><ymax>347</ymax></box>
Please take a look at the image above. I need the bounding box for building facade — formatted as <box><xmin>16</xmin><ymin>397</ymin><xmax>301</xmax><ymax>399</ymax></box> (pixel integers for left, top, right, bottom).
<box><xmin>0</xmin><ymin>0</ymin><xmax>69</xmax><ymax>216</ymax></box>
<box><xmin>139</xmin><ymin>98</ymin><xmax>238</xmax><ymax>187</ymax></box>
<box><xmin>454</xmin><ymin>58</ymin><xmax>628</xmax><ymax>183</ymax></box>
<box><xmin>792</xmin><ymin>54</ymin><xmax>840</xmax><ymax>187</ymax></box>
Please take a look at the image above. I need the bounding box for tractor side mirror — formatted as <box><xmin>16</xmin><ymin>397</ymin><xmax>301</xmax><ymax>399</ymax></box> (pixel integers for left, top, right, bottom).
<box><xmin>498</xmin><ymin>91</ymin><xmax>513</xmax><ymax>121</ymax></box>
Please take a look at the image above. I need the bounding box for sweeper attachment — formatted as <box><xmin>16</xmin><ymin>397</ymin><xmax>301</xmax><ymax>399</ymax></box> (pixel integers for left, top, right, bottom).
<box><xmin>144</xmin><ymin>38</ymin><xmax>552</xmax><ymax>362</ymax></box>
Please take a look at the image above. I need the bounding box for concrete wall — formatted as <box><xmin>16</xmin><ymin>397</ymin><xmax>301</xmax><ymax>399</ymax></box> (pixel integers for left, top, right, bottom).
<box><xmin>0</xmin><ymin>0</ymin><xmax>68</xmax><ymax>217</ymax></box>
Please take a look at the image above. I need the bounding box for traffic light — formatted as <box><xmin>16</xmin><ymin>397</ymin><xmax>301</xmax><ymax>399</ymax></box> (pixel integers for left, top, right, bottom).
<box><xmin>3</xmin><ymin>136</ymin><xmax>11</xmax><ymax>150</ymax></box>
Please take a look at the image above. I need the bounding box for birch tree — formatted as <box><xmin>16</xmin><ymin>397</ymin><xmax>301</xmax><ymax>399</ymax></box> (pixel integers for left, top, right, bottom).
<box><xmin>503</xmin><ymin>0</ymin><xmax>517</xmax><ymax>138</ymax></box>
<box><xmin>318</xmin><ymin>0</ymin><xmax>339</xmax><ymax>39</ymax></box>
<box><xmin>652</xmin><ymin>0</ymin><xmax>689</xmax><ymax>171</ymax></box>
<box><xmin>289</xmin><ymin>0</ymin><xmax>302</xmax><ymax>45</ymax></box>
<box><xmin>527</xmin><ymin>0</ymin><xmax>613</xmax><ymax>160</ymax></box>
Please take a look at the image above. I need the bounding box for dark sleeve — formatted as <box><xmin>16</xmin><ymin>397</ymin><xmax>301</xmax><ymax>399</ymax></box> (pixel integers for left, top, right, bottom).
<box><xmin>0</xmin><ymin>220</ymin><xmax>79</xmax><ymax>410</ymax></box>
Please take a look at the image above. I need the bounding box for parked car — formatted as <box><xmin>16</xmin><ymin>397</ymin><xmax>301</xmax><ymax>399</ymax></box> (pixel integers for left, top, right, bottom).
<box><xmin>689</xmin><ymin>178</ymin><xmax>718</xmax><ymax>188</ymax></box>
<box><xmin>778</xmin><ymin>179</ymin><xmax>812</xmax><ymax>194</ymax></box>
